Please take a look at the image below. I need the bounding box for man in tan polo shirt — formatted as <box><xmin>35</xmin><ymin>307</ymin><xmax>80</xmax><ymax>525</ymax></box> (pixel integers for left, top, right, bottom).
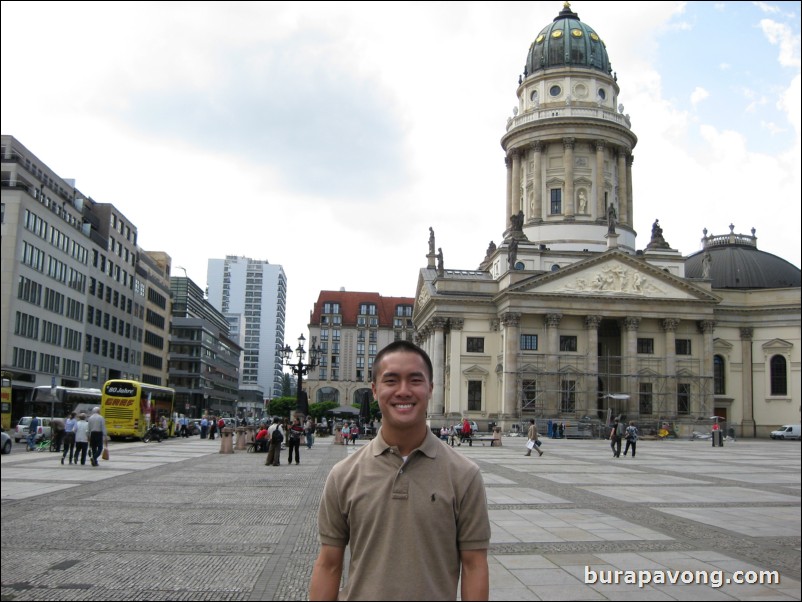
<box><xmin>310</xmin><ymin>341</ymin><xmax>490</xmax><ymax>601</ymax></box>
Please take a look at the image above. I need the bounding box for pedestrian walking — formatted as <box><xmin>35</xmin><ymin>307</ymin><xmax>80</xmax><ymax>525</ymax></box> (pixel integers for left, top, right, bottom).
<box><xmin>525</xmin><ymin>419</ymin><xmax>543</xmax><ymax>457</ymax></box>
<box><xmin>623</xmin><ymin>421</ymin><xmax>639</xmax><ymax>457</ymax></box>
<box><xmin>610</xmin><ymin>417</ymin><xmax>624</xmax><ymax>458</ymax></box>
<box><xmin>305</xmin><ymin>416</ymin><xmax>315</xmax><ymax>449</ymax></box>
<box><xmin>61</xmin><ymin>412</ymin><xmax>77</xmax><ymax>465</ymax></box>
<box><xmin>87</xmin><ymin>407</ymin><xmax>107</xmax><ymax>467</ymax></box>
<box><xmin>73</xmin><ymin>413</ymin><xmax>90</xmax><ymax>466</ymax></box>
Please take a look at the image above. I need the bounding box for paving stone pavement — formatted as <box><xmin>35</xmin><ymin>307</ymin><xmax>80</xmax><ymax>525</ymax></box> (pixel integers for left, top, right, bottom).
<box><xmin>1</xmin><ymin>434</ymin><xmax>800</xmax><ymax>600</ymax></box>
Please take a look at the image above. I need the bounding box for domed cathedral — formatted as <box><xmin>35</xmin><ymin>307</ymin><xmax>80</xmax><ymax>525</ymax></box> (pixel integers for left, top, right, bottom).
<box><xmin>413</xmin><ymin>3</ymin><xmax>800</xmax><ymax>439</ymax></box>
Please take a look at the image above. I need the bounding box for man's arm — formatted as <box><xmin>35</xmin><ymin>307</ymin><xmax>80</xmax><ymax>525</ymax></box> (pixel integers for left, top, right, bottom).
<box><xmin>460</xmin><ymin>548</ymin><xmax>489</xmax><ymax>601</ymax></box>
<box><xmin>309</xmin><ymin>543</ymin><xmax>345</xmax><ymax>601</ymax></box>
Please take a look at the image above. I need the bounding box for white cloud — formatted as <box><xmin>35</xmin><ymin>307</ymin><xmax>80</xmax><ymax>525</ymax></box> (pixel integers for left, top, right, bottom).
<box><xmin>1</xmin><ymin>1</ymin><xmax>799</xmax><ymax>343</ymax></box>
<box><xmin>690</xmin><ymin>86</ymin><xmax>710</xmax><ymax>107</ymax></box>
<box><xmin>760</xmin><ymin>18</ymin><xmax>802</xmax><ymax>67</ymax></box>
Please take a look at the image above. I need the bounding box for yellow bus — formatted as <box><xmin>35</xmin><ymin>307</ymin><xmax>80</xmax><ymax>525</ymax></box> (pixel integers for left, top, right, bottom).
<box><xmin>1</xmin><ymin>377</ymin><xmax>11</xmax><ymax>431</ymax></box>
<box><xmin>101</xmin><ymin>380</ymin><xmax>175</xmax><ymax>439</ymax></box>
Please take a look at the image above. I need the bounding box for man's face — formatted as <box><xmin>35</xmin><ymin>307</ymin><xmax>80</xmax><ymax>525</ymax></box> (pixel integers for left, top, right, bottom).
<box><xmin>372</xmin><ymin>351</ymin><xmax>432</xmax><ymax>430</ymax></box>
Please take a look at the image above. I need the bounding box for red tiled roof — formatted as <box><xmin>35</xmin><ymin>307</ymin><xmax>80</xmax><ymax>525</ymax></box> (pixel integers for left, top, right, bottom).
<box><xmin>310</xmin><ymin>290</ymin><xmax>414</xmax><ymax>327</ymax></box>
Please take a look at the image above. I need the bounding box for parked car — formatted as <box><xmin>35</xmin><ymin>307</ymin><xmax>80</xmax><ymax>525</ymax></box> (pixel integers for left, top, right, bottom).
<box><xmin>1</xmin><ymin>431</ymin><xmax>12</xmax><ymax>454</ymax></box>
<box><xmin>13</xmin><ymin>417</ymin><xmax>52</xmax><ymax>443</ymax></box>
<box><xmin>770</xmin><ymin>424</ymin><xmax>801</xmax><ymax>440</ymax></box>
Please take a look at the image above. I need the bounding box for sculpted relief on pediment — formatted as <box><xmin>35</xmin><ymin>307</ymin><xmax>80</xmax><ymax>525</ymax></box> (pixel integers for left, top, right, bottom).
<box><xmin>561</xmin><ymin>265</ymin><xmax>666</xmax><ymax>296</ymax></box>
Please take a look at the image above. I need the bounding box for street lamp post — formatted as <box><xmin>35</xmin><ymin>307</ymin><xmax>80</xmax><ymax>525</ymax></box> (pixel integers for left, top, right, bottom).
<box><xmin>282</xmin><ymin>334</ymin><xmax>321</xmax><ymax>416</ymax></box>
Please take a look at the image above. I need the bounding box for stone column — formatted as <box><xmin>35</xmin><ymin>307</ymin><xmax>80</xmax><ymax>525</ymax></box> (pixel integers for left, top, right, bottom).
<box><xmin>698</xmin><ymin>320</ymin><xmax>716</xmax><ymax>419</ymax></box>
<box><xmin>584</xmin><ymin>315</ymin><xmax>602</xmax><ymax>417</ymax></box>
<box><xmin>532</xmin><ymin>142</ymin><xmax>543</xmax><ymax>222</ymax></box>
<box><xmin>623</xmin><ymin>317</ymin><xmax>640</xmax><ymax>416</ymax></box>
<box><xmin>545</xmin><ymin>313</ymin><xmax>562</xmax><ymax>414</ymax></box>
<box><xmin>511</xmin><ymin>151</ymin><xmax>522</xmax><ymax>217</ymax></box>
<box><xmin>431</xmin><ymin>318</ymin><xmax>447</xmax><ymax>416</ymax></box>
<box><xmin>505</xmin><ymin>156</ymin><xmax>512</xmax><ymax>230</ymax></box>
<box><xmin>625</xmin><ymin>154</ymin><xmax>634</xmax><ymax>226</ymax></box>
<box><xmin>740</xmin><ymin>327</ymin><xmax>755</xmax><ymax>437</ymax></box>
<box><xmin>662</xmin><ymin>318</ymin><xmax>679</xmax><ymax>416</ymax></box>
<box><xmin>447</xmin><ymin>318</ymin><xmax>464</xmax><ymax>418</ymax></box>
<box><xmin>501</xmin><ymin>312</ymin><xmax>521</xmax><ymax>419</ymax></box>
<box><xmin>595</xmin><ymin>140</ymin><xmax>605</xmax><ymax>217</ymax></box>
<box><xmin>563</xmin><ymin>138</ymin><xmax>575</xmax><ymax>217</ymax></box>
<box><xmin>617</xmin><ymin>150</ymin><xmax>627</xmax><ymax>224</ymax></box>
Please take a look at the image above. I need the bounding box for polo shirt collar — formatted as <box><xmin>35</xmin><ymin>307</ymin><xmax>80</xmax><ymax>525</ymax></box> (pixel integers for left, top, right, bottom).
<box><xmin>371</xmin><ymin>427</ymin><xmax>440</xmax><ymax>459</ymax></box>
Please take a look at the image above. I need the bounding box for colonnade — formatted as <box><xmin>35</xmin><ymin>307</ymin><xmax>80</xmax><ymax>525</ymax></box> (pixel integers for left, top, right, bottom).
<box><xmin>504</xmin><ymin>139</ymin><xmax>634</xmax><ymax>230</ymax></box>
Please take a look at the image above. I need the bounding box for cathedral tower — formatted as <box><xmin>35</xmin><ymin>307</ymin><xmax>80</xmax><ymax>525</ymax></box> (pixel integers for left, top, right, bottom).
<box><xmin>500</xmin><ymin>3</ymin><xmax>637</xmax><ymax>256</ymax></box>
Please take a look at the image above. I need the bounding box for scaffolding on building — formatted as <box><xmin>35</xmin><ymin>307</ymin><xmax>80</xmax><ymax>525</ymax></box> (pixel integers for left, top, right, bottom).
<box><xmin>516</xmin><ymin>352</ymin><xmax>712</xmax><ymax>436</ymax></box>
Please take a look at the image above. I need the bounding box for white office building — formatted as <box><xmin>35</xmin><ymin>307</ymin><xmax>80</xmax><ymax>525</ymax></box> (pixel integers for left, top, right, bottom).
<box><xmin>207</xmin><ymin>256</ymin><xmax>287</xmax><ymax>401</ymax></box>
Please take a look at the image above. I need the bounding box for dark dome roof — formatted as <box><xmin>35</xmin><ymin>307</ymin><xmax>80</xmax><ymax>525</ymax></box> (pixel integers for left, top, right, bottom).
<box><xmin>686</xmin><ymin>244</ymin><xmax>801</xmax><ymax>289</ymax></box>
<box><xmin>525</xmin><ymin>4</ymin><xmax>611</xmax><ymax>76</ymax></box>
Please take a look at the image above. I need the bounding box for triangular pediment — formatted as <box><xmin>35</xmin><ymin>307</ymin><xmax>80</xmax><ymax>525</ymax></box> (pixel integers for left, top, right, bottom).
<box><xmin>507</xmin><ymin>251</ymin><xmax>718</xmax><ymax>302</ymax></box>
<box><xmin>762</xmin><ymin>338</ymin><xmax>793</xmax><ymax>351</ymax></box>
<box><xmin>463</xmin><ymin>365</ymin><xmax>489</xmax><ymax>376</ymax></box>
<box><xmin>713</xmin><ymin>338</ymin><xmax>734</xmax><ymax>351</ymax></box>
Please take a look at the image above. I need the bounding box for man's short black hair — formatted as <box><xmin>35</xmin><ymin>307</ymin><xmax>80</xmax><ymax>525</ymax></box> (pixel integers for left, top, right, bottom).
<box><xmin>371</xmin><ymin>341</ymin><xmax>433</xmax><ymax>383</ymax></box>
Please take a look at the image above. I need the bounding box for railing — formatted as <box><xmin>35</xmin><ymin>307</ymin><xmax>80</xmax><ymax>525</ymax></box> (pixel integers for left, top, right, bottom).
<box><xmin>507</xmin><ymin>105</ymin><xmax>631</xmax><ymax>131</ymax></box>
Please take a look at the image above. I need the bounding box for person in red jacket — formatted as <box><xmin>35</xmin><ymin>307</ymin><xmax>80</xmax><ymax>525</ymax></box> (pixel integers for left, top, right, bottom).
<box><xmin>255</xmin><ymin>425</ymin><xmax>269</xmax><ymax>452</ymax></box>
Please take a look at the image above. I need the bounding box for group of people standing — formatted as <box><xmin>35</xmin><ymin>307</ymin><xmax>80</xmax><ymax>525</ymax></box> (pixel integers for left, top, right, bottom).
<box><xmin>256</xmin><ymin>415</ymin><xmax>317</xmax><ymax>466</ymax></box>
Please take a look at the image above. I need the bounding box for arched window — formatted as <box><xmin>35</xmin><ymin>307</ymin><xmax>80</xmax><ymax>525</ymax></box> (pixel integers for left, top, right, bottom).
<box><xmin>316</xmin><ymin>387</ymin><xmax>339</xmax><ymax>404</ymax></box>
<box><xmin>713</xmin><ymin>355</ymin><xmax>725</xmax><ymax>395</ymax></box>
<box><xmin>770</xmin><ymin>355</ymin><xmax>787</xmax><ymax>396</ymax></box>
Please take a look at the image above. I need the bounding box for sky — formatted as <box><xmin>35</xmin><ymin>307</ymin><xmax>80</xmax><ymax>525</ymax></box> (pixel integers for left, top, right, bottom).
<box><xmin>2</xmin><ymin>1</ymin><xmax>800</xmax><ymax>346</ymax></box>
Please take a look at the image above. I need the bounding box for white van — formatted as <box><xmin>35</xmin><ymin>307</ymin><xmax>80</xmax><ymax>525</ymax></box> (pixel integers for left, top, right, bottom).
<box><xmin>770</xmin><ymin>424</ymin><xmax>801</xmax><ymax>440</ymax></box>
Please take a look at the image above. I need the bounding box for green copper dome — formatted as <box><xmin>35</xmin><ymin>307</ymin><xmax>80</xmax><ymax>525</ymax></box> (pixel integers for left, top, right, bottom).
<box><xmin>525</xmin><ymin>3</ymin><xmax>611</xmax><ymax>76</ymax></box>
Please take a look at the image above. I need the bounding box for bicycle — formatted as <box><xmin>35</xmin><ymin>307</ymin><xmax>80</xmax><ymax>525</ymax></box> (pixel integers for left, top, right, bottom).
<box><xmin>35</xmin><ymin>437</ymin><xmax>56</xmax><ymax>452</ymax></box>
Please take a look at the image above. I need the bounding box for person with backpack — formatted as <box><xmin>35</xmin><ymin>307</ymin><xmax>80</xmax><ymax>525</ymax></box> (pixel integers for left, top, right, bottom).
<box><xmin>610</xmin><ymin>417</ymin><xmax>625</xmax><ymax>458</ymax></box>
<box><xmin>623</xmin><ymin>421</ymin><xmax>639</xmax><ymax>457</ymax></box>
<box><xmin>266</xmin><ymin>418</ymin><xmax>284</xmax><ymax>466</ymax></box>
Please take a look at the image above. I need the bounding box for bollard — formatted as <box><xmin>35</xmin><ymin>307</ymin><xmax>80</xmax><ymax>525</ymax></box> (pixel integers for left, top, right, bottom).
<box><xmin>234</xmin><ymin>427</ymin><xmax>248</xmax><ymax>451</ymax></box>
<box><xmin>492</xmin><ymin>426</ymin><xmax>502</xmax><ymax>447</ymax></box>
<box><xmin>219</xmin><ymin>427</ymin><xmax>235</xmax><ymax>454</ymax></box>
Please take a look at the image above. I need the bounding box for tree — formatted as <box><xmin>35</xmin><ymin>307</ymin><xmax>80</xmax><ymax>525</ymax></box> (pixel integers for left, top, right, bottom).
<box><xmin>281</xmin><ymin>374</ymin><xmax>292</xmax><ymax>397</ymax></box>
<box><xmin>268</xmin><ymin>396</ymin><xmax>296</xmax><ymax>419</ymax></box>
<box><xmin>309</xmin><ymin>401</ymin><xmax>338</xmax><ymax>421</ymax></box>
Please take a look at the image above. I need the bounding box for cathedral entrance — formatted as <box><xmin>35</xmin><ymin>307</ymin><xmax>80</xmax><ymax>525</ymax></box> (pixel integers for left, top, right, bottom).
<box><xmin>597</xmin><ymin>319</ymin><xmax>622</xmax><ymax>419</ymax></box>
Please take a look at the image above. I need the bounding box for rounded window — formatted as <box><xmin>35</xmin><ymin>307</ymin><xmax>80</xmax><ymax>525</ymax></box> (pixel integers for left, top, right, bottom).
<box><xmin>598</xmin><ymin>88</ymin><xmax>606</xmax><ymax>100</ymax></box>
<box><xmin>530</xmin><ymin>90</ymin><xmax>538</xmax><ymax>102</ymax></box>
<box><xmin>550</xmin><ymin>85</ymin><xmax>562</xmax><ymax>97</ymax></box>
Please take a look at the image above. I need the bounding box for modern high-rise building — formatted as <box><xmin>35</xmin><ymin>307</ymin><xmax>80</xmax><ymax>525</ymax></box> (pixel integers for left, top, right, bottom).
<box><xmin>305</xmin><ymin>290</ymin><xmax>415</xmax><ymax>406</ymax></box>
<box><xmin>207</xmin><ymin>256</ymin><xmax>287</xmax><ymax>401</ymax></box>
<box><xmin>412</xmin><ymin>5</ymin><xmax>800</xmax><ymax>437</ymax></box>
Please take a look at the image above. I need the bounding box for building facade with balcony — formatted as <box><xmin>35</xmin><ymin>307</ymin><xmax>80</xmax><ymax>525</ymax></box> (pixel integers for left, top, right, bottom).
<box><xmin>304</xmin><ymin>290</ymin><xmax>415</xmax><ymax>407</ymax></box>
